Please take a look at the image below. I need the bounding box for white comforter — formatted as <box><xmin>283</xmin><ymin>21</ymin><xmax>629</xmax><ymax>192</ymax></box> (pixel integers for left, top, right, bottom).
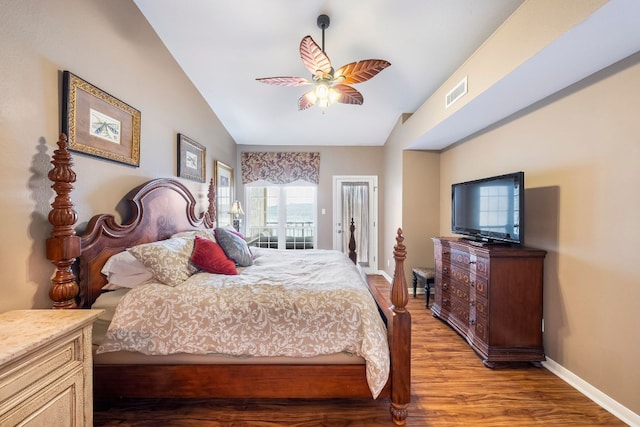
<box><xmin>97</xmin><ymin>248</ymin><xmax>390</xmax><ymax>398</ymax></box>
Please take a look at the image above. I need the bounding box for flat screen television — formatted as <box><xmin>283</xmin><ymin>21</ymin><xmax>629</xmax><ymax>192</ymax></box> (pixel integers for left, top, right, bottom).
<box><xmin>451</xmin><ymin>171</ymin><xmax>524</xmax><ymax>245</ymax></box>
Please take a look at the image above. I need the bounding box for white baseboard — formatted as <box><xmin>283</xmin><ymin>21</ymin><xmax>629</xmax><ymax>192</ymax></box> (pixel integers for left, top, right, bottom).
<box><xmin>542</xmin><ymin>357</ymin><xmax>639</xmax><ymax>427</ymax></box>
<box><xmin>380</xmin><ymin>270</ymin><xmax>392</xmax><ymax>283</ymax></box>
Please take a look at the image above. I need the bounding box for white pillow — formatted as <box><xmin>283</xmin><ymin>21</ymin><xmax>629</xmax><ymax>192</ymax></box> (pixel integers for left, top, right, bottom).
<box><xmin>101</xmin><ymin>251</ymin><xmax>151</xmax><ymax>277</ymax></box>
<box><xmin>127</xmin><ymin>237</ymin><xmax>197</xmax><ymax>287</ymax></box>
<box><xmin>102</xmin><ymin>272</ymin><xmax>154</xmax><ymax>290</ymax></box>
<box><xmin>171</xmin><ymin>229</ymin><xmax>217</xmax><ymax>242</ymax></box>
<box><xmin>101</xmin><ymin>251</ymin><xmax>154</xmax><ymax>290</ymax></box>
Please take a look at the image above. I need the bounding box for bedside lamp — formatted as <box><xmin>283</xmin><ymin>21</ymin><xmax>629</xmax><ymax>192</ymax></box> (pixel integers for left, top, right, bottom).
<box><xmin>229</xmin><ymin>200</ymin><xmax>244</xmax><ymax>232</ymax></box>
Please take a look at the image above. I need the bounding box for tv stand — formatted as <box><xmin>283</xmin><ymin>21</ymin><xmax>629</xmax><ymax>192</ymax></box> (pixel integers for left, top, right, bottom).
<box><xmin>431</xmin><ymin>237</ymin><xmax>546</xmax><ymax>366</ymax></box>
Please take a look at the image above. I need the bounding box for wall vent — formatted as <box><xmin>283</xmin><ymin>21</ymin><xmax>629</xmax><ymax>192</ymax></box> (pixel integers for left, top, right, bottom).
<box><xmin>445</xmin><ymin>76</ymin><xmax>468</xmax><ymax>108</ymax></box>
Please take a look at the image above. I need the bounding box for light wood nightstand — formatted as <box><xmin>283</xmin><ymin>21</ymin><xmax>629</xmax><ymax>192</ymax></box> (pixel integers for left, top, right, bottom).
<box><xmin>0</xmin><ymin>309</ymin><xmax>103</xmax><ymax>426</ymax></box>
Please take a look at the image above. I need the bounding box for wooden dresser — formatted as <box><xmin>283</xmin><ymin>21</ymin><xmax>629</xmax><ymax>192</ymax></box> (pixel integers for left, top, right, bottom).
<box><xmin>0</xmin><ymin>309</ymin><xmax>103</xmax><ymax>426</ymax></box>
<box><xmin>431</xmin><ymin>237</ymin><xmax>546</xmax><ymax>367</ymax></box>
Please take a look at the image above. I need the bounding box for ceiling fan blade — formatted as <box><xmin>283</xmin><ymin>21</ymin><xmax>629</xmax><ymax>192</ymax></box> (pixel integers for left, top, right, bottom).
<box><xmin>333</xmin><ymin>84</ymin><xmax>364</xmax><ymax>105</ymax></box>
<box><xmin>298</xmin><ymin>91</ymin><xmax>316</xmax><ymax>110</ymax></box>
<box><xmin>256</xmin><ymin>76</ymin><xmax>311</xmax><ymax>87</ymax></box>
<box><xmin>334</xmin><ymin>59</ymin><xmax>391</xmax><ymax>85</ymax></box>
<box><xmin>300</xmin><ymin>35</ymin><xmax>333</xmax><ymax>78</ymax></box>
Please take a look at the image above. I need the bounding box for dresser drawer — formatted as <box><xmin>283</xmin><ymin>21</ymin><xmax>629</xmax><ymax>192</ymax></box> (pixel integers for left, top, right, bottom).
<box><xmin>450</xmin><ymin>248</ymin><xmax>470</xmax><ymax>267</ymax></box>
<box><xmin>472</xmin><ymin>318</ymin><xmax>488</xmax><ymax>342</ymax></box>
<box><xmin>451</xmin><ymin>264</ymin><xmax>470</xmax><ymax>289</ymax></box>
<box><xmin>469</xmin><ymin>254</ymin><xmax>490</xmax><ymax>278</ymax></box>
<box><xmin>0</xmin><ymin>368</ymin><xmax>83</xmax><ymax>426</ymax></box>
<box><xmin>474</xmin><ymin>297</ymin><xmax>489</xmax><ymax>319</ymax></box>
<box><xmin>0</xmin><ymin>330</ymin><xmax>82</xmax><ymax>407</ymax></box>
<box><xmin>472</xmin><ymin>276</ymin><xmax>488</xmax><ymax>299</ymax></box>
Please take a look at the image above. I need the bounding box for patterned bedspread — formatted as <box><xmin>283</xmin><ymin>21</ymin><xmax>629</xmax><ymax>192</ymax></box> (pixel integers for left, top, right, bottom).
<box><xmin>97</xmin><ymin>248</ymin><xmax>390</xmax><ymax>398</ymax></box>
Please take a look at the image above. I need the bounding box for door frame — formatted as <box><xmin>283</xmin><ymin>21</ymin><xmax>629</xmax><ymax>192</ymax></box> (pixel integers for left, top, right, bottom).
<box><xmin>332</xmin><ymin>175</ymin><xmax>378</xmax><ymax>274</ymax></box>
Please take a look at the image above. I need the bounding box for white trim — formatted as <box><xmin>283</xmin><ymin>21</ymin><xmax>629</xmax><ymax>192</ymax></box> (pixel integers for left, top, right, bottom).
<box><xmin>542</xmin><ymin>357</ymin><xmax>639</xmax><ymax>426</ymax></box>
<box><xmin>378</xmin><ymin>270</ymin><xmax>415</xmax><ymax>292</ymax></box>
<box><xmin>332</xmin><ymin>175</ymin><xmax>378</xmax><ymax>273</ymax></box>
<box><xmin>380</xmin><ymin>270</ymin><xmax>392</xmax><ymax>284</ymax></box>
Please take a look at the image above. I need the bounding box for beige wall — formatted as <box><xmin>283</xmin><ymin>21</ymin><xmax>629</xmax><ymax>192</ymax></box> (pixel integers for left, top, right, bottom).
<box><xmin>236</xmin><ymin>145</ymin><xmax>384</xmax><ymax>256</ymax></box>
<box><xmin>401</xmin><ymin>151</ymin><xmax>440</xmax><ymax>280</ymax></box>
<box><xmin>438</xmin><ymin>54</ymin><xmax>640</xmax><ymax>414</ymax></box>
<box><xmin>382</xmin><ymin>121</ymin><xmax>441</xmax><ymax>285</ymax></box>
<box><xmin>0</xmin><ymin>0</ymin><xmax>236</xmax><ymax>312</ymax></box>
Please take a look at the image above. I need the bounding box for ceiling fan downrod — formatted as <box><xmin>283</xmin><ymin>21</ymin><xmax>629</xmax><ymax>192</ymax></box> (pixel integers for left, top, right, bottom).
<box><xmin>317</xmin><ymin>14</ymin><xmax>330</xmax><ymax>52</ymax></box>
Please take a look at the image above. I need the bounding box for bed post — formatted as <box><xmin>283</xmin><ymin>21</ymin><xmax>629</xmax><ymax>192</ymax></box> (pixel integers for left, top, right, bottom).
<box><xmin>389</xmin><ymin>228</ymin><xmax>411</xmax><ymax>425</ymax></box>
<box><xmin>207</xmin><ymin>177</ymin><xmax>216</xmax><ymax>227</ymax></box>
<box><xmin>348</xmin><ymin>218</ymin><xmax>357</xmax><ymax>264</ymax></box>
<box><xmin>46</xmin><ymin>133</ymin><xmax>80</xmax><ymax>309</ymax></box>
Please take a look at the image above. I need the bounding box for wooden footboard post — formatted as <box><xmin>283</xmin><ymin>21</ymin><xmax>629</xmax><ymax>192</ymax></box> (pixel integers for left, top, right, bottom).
<box><xmin>46</xmin><ymin>134</ymin><xmax>80</xmax><ymax>309</ymax></box>
<box><xmin>348</xmin><ymin>218</ymin><xmax>357</xmax><ymax>264</ymax></box>
<box><xmin>389</xmin><ymin>228</ymin><xmax>411</xmax><ymax>425</ymax></box>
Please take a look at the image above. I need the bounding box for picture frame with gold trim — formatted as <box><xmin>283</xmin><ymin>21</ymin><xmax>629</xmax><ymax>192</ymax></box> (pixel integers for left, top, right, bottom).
<box><xmin>62</xmin><ymin>70</ymin><xmax>141</xmax><ymax>166</ymax></box>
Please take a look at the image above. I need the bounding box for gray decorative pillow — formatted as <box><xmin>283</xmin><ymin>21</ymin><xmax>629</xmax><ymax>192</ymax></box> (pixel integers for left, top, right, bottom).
<box><xmin>214</xmin><ymin>227</ymin><xmax>254</xmax><ymax>267</ymax></box>
<box><xmin>127</xmin><ymin>237</ymin><xmax>197</xmax><ymax>287</ymax></box>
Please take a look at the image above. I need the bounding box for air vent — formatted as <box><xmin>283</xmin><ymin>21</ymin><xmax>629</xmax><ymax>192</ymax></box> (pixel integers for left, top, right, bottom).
<box><xmin>445</xmin><ymin>76</ymin><xmax>468</xmax><ymax>108</ymax></box>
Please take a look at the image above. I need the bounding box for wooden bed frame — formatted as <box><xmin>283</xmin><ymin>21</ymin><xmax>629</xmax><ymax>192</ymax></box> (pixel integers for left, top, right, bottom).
<box><xmin>46</xmin><ymin>134</ymin><xmax>411</xmax><ymax>425</ymax></box>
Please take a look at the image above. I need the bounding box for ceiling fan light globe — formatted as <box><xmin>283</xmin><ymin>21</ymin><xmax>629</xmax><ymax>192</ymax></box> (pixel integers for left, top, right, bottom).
<box><xmin>305</xmin><ymin>91</ymin><xmax>318</xmax><ymax>103</ymax></box>
<box><xmin>329</xmin><ymin>88</ymin><xmax>341</xmax><ymax>104</ymax></box>
<box><xmin>315</xmin><ymin>82</ymin><xmax>330</xmax><ymax>100</ymax></box>
<box><xmin>318</xmin><ymin>98</ymin><xmax>330</xmax><ymax>109</ymax></box>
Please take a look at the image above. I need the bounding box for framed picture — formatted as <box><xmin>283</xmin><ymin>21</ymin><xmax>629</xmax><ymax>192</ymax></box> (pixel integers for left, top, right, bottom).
<box><xmin>214</xmin><ymin>160</ymin><xmax>234</xmax><ymax>227</ymax></box>
<box><xmin>177</xmin><ymin>134</ymin><xmax>206</xmax><ymax>182</ymax></box>
<box><xmin>62</xmin><ymin>71</ymin><xmax>141</xmax><ymax>166</ymax></box>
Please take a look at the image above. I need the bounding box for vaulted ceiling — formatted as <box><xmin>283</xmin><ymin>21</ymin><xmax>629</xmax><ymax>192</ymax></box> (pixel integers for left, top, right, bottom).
<box><xmin>132</xmin><ymin>1</ymin><xmax>640</xmax><ymax>149</ymax></box>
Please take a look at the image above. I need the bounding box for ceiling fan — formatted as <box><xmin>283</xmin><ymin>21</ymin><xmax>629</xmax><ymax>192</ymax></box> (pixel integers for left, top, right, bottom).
<box><xmin>256</xmin><ymin>14</ymin><xmax>391</xmax><ymax>111</ymax></box>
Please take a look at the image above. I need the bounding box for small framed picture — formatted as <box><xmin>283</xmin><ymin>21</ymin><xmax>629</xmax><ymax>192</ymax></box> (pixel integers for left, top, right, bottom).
<box><xmin>62</xmin><ymin>71</ymin><xmax>141</xmax><ymax>166</ymax></box>
<box><xmin>214</xmin><ymin>160</ymin><xmax>234</xmax><ymax>227</ymax></box>
<box><xmin>177</xmin><ymin>134</ymin><xmax>206</xmax><ymax>182</ymax></box>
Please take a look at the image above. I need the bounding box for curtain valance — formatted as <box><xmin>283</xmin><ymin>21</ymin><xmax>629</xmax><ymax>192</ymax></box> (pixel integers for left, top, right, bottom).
<box><xmin>241</xmin><ymin>152</ymin><xmax>320</xmax><ymax>184</ymax></box>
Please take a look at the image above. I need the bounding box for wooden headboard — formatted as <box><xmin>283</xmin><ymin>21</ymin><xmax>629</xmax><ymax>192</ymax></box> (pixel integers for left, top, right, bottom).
<box><xmin>76</xmin><ymin>179</ymin><xmax>215</xmax><ymax>308</ymax></box>
<box><xmin>47</xmin><ymin>134</ymin><xmax>215</xmax><ymax>309</ymax></box>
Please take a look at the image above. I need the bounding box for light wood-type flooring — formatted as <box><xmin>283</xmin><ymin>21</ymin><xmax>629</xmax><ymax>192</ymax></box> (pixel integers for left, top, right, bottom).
<box><xmin>94</xmin><ymin>275</ymin><xmax>625</xmax><ymax>426</ymax></box>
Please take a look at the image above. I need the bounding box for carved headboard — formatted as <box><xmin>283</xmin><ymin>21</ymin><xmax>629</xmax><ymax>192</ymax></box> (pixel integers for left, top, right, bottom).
<box><xmin>47</xmin><ymin>134</ymin><xmax>215</xmax><ymax>309</ymax></box>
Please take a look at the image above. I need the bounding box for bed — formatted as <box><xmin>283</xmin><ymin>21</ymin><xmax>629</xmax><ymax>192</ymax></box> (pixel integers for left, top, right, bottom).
<box><xmin>46</xmin><ymin>134</ymin><xmax>411</xmax><ymax>425</ymax></box>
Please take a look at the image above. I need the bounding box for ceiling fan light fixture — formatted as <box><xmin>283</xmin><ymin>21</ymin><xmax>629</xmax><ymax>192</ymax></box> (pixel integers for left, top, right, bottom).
<box><xmin>256</xmin><ymin>15</ymin><xmax>391</xmax><ymax>111</ymax></box>
<box><xmin>314</xmin><ymin>81</ymin><xmax>330</xmax><ymax>99</ymax></box>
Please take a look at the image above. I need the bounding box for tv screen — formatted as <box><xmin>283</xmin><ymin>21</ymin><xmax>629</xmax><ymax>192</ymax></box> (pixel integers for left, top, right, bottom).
<box><xmin>451</xmin><ymin>172</ymin><xmax>524</xmax><ymax>245</ymax></box>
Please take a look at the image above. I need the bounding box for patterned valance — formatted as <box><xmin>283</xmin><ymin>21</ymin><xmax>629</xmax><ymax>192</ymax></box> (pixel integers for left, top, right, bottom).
<box><xmin>241</xmin><ymin>152</ymin><xmax>320</xmax><ymax>185</ymax></box>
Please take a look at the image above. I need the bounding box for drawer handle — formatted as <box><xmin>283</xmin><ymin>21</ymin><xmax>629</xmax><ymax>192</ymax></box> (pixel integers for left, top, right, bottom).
<box><xmin>470</xmin><ymin>299</ymin><xmax>475</xmax><ymax>306</ymax></box>
<box><xmin>470</xmin><ymin>280</ymin><xmax>475</xmax><ymax>287</ymax></box>
<box><xmin>443</xmin><ymin>267</ymin><xmax>449</xmax><ymax>273</ymax></box>
<box><xmin>469</xmin><ymin>260</ymin><xmax>476</xmax><ymax>265</ymax></box>
<box><xmin>470</xmin><ymin>319</ymin><xmax>476</xmax><ymax>325</ymax></box>
<box><xmin>443</xmin><ymin>283</ymin><xmax>449</xmax><ymax>290</ymax></box>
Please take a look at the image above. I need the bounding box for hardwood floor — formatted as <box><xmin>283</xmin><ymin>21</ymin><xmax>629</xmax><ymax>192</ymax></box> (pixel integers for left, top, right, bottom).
<box><xmin>93</xmin><ymin>275</ymin><xmax>624</xmax><ymax>426</ymax></box>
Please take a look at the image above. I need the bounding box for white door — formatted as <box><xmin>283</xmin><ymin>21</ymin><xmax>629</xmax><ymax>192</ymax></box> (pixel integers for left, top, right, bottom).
<box><xmin>333</xmin><ymin>176</ymin><xmax>378</xmax><ymax>274</ymax></box>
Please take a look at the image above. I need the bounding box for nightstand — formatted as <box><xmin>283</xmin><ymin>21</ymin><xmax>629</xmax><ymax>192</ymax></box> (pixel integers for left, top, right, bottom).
<box><xmin>0</xmin><ymin>309</ymin><xmax>103</xmax><ymax>426</ymax></box>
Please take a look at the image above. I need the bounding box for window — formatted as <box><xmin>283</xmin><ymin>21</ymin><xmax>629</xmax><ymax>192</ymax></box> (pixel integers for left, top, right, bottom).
<box><xmin>245</xmin><ymin>184</ymin><xmax>317</xmax><ymax>250</ymax></box>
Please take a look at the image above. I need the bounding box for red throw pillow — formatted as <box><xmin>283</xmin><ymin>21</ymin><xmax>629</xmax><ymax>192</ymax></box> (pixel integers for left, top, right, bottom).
<box><xmin>191</xmin><ymin>236</ymin><xmax>238</xmax><ymax>275</ymax></box>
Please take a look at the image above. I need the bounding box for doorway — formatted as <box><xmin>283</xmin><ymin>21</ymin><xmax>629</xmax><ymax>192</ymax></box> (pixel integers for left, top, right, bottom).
<box><xmin>333</xmin><ymin>176</ymin><xmax>378</xmax><ymax>274</ymax></box>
